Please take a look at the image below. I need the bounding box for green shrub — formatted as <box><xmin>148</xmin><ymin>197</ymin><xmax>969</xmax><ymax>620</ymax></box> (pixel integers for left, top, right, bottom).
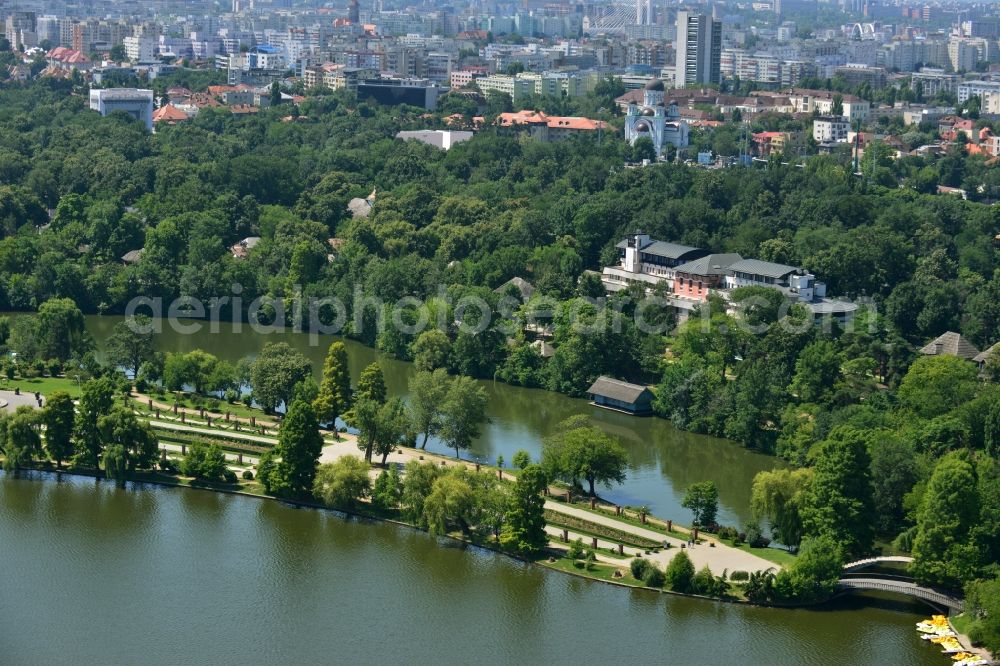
<box><xmin>46</xmin><ymin>359</ymin><xmax>61</xmax><ymax>377</ymax></box>
<box><xmin>716</xmin><ymin>526</ymin><xmax>739</xmax><ymax>540</ymax></box>
<box><xmin>242</xmin><ymin>470</ymin><xmax>254</xmax><ymax>480</ymax></box>
<box><xmin>223</xmin><ymin>469</ymin><xmax>237</xmax><ymax>484</ymax></box>
<box><xmin>665</xmin><ymin>551</ymin><xmax>695</xmax><ymax>593</ymax></box>
<box><xmin>691</xmin><ymin>565</ymin><xmax>726</xmax><ymax>596</ymax></box>
<box><xmin>642</xmin><ymin>565</ymin><xmax>665</xmax><ymax>588</ymax></box>
<box><xmin>630</xmin><ymin>557</ymin><xmax>651</xmax><ymax>580</ymax></box>
<box><xmin>730</xmin><ymin>570</ymin><xmax>749</xmax><ymax>582</ymax></box>
<box><xmin>744</xmin><ymin>523</ymin><xmax>771</xmax><ymax>548</ymax></box>
<box><xmin>207</xmin><ymin>398</ymin><xmax>221</xmax><ymax>411</ymax></box>
<box><xmin>568</xmin><ymin>538</ymin><xmax>587</xmax><ymax>560</ymax></box>
<box><xmin>179</xmin><ymin>441</ymin><xmax>227</xmax><ymax>482</ymax></box>
<box><xmin>572</xmin><ymin>560</ymin><xmax>585</xmax><ymax>569</ymax></box>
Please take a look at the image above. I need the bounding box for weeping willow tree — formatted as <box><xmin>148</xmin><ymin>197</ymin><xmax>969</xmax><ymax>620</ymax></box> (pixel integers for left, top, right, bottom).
<box><xmin>103</xmin><ymin>444</ymin><xmax>128</xmax><ymax>487</ymax></box>
<box><xmin>1</xmin><ymin>408</ymin><xmax>40</xmax><ymax>473</ymax></box>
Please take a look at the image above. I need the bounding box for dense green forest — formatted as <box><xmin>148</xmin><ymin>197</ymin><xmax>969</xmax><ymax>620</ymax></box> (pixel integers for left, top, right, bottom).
<box><xmin>0</xmin><ymin>77</ymin><xmax>999</xmax><ymax>636</ymax></box>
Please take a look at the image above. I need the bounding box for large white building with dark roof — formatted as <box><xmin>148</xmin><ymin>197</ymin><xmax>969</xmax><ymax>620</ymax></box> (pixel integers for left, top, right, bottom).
<box><xmin>601</xmin><ymin>233</ymin><xmax>857</xmax><ymax>322</ymax></box>
<box><xmin>601</xmin><ymin>233</ymin><xmax>708</xmax><ymax>292</ymax></box>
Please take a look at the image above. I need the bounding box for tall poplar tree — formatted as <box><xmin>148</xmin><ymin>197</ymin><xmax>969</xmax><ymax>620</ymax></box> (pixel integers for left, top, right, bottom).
<box><xmin>500</xmin><ymin>464</ymin><xmax>548</xmax><ymax>556</ymax></box>
<box><xmin>273</xmin><ymin>399</ymin><xmax>324</xmax><ymax>497</ymax></box>
<box><xmin>313</xmin><ymin>341</ymin><xmax>352</xmax><ymax>435</ymax></box>
<box><xmin>355</xmin><ymin>362</ymin><xmax>386</xmax><ymax>404</ymax></box>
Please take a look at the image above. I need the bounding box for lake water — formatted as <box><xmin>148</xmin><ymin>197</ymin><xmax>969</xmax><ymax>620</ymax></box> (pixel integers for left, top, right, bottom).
<box><xmin>0</xmin><ymin>471</ymin><xmax>940</xmax><ymax>666</ymax></box>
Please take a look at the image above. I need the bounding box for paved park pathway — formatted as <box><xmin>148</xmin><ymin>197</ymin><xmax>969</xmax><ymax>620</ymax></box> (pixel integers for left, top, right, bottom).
<box><xmin>543</xmin><ymin>500</ymin><xmax>777</xmax><ymax>575</ymax></box>
<box><xmin>0</xmin><ymin>389</ymin><xmax>45</xmax><ymax>413</ymax></box>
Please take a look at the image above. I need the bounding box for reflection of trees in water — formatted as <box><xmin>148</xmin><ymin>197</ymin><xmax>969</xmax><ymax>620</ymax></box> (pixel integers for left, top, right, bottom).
<box><xmin>255</xmin><ymin>499</ymin><xmax>332</xmax><ymax>578</ymax></box>
<box><xmin>0</xmin><ymin>469</ymin><xmax>44</xmax><ymax>518</ymax></box>
<box><xmin>0</xmin><ymin>471</ymin><xmax>159</xmax><ymax>543</ymax></box>
<box><xmin>177</xmin><ymin>479</ymin><xmax>228</xmax><ymax>518</ymax></box>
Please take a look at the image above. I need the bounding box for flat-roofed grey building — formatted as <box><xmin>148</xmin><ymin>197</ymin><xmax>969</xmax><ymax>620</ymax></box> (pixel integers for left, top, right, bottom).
<box><xmin>89</xmin><ymin>88</ymin><xmax>155</xmax><ymax>131</ymax></box>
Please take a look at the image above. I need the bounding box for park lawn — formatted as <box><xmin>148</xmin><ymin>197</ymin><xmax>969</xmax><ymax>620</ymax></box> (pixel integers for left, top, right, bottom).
<box><xmin>7</xmin><ymin>375</ymin><xmax>85</xmax><ymax>398</ymax></box>
<box><xmin>542</xmin><ymin>557</ymin><xmax>644</xmax><ymax>587</ymax></box>
<box><xmin>950</xmin><ymin>612</ymin><xmax>975</xmax><ymax>636</ymax></box>
<box><xmin>549</xmin><ymin>529</ymin><xmax>639</xmax><ymax>560</ymax></box>
<box><xmin>729</xmin><ymin>541</ymin><xmax>797</xmax><ymax>568</ymax></box>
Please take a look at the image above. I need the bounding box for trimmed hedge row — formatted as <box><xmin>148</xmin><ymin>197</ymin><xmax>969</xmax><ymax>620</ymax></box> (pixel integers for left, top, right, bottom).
<box><xmin>152</xmin><ymin>429</ymin><xmax>272</xmax><ymax>455</ymax></box>
<box><xmin>544</xmin><ymin>511</ymin><xmax>662</xmax><ymax>549</ymax></box>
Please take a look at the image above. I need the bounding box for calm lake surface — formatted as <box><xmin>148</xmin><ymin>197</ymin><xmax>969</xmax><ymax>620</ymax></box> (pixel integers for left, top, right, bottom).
<box><xmin>0</xmin><ymin>471</ymin><xmax>940</xmax><ymax>666</ymax></box>
<box><xmin>85</xmin><ymin>316</ymin><xmax>775</xmax><ymax>526</ymax></box>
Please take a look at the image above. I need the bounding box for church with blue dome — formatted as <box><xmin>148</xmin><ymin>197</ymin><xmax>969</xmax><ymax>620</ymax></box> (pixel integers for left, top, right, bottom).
<box><xmin>624</xmin><ymin>79</ymin><xmax>690</xmax><ymax>158</ymax></box>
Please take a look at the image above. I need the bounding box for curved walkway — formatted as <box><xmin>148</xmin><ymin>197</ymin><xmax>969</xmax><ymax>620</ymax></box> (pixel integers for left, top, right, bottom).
<box><xmin>0</xmin><ymin>389</ymin><xmax>45</xmax><ymax>412</ymax></box>
<box><xmin>545</xmin><ymin>502</ymin><xmax>777</xmax><ymax>576</ymax></box>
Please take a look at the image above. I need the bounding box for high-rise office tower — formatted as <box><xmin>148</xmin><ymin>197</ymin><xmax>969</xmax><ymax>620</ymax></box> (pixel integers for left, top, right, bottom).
<box><xmin>674</xmin><ymin>10</ymin><xmax>721</xmax><ymax>88</ymax></box>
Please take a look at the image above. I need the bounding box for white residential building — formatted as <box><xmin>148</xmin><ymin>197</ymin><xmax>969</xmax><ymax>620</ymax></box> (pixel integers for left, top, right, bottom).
<box><xmin>123</xmin><ymin>35</ymin><xmax>158</xmax><ymax>63</ymax></box>
<box><xmin>958</xmin><ymin>80</ymin><xmax>1000</xmax><ymax>103</ymax></box>
<box><xmin>981</xmin><ymin>90</ymin><xmax>1000</xmax><ymax>115</ymax></box>
<box><xmin>675</xmin><ymin>10</ymin><xmax>722</xmax><ymax>87</ymax></box>
<box><xmin>786</xmin><ymin>89</ymin><xmax>869</xmax><ymax>122</ymax></box>
<box><xmin>910</xmin><ymin>68</ymin><xmax>959</xmax><ymax>97</ymax></box>
<box><xmin>813</xmin><ymin>116</ymin><xmax>850</xmax><ymax>143</ymax></box>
